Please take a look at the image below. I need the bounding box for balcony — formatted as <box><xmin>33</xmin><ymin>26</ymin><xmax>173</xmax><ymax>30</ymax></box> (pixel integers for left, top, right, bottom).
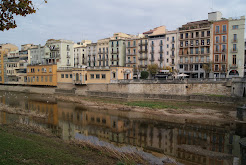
<box><xmin>139</xmin><ymin>49</ymin><xmax>148</xmax><ymax>53</ymax></box>
<box><xmin>127</xmin><ymin>44</ymin><xmax>136</xmax><ymax>48</ymax></box>
<box><xmin>214</xmin><ymin>60</ymin><xmax>227</xmax><ymax>64</ymax></box>
<box><xmin>159</xmin><ymin>43</ymin><xmax>163</xmax><ymax>46</ymax></box>
<box><xmin>110</xmin><ymin>57</ymin><xmax>119</xmax><ymax>61</ymax></box>
<box><xmin>139</xmin><ymin>42</ymin><xmax>148</xmax><ymax>46</ymax></box>
<box><xmin>150</xmin><ymin>50</ymin><xmax>154</xmax><ymax>54</ymax></box>
<box><xmin>149</xmin><ymin>58</ymin><xmax>155</xmax><ymax>62</ymax></box>
<box><xmin>126</xmin><ymin>61</ymin><xmax>136</xmax><ymax>64</ymax></box>
<box><xmin>140</xmin><ymin>64</ymin><xmax>148</xmax><ymax>68</ymax></box>
<box><xmin>158</xmin><ymin>57</ymin><xmax>164</xmax><ymax>61</ymax></box>
<box><xmin>229</xmin><ymin>64</ymin><xmax>238</xmax><ymax>69</ymax></box>
<box><xmin>67</xmin><ymin>55</ymin><xmax>71</xmax><ymax>58</ymax></box>
<box><xmin>138</xmin><ymin>56</ymin><xmax>148</xmax><ymax>60</ymax></box>
<box><xmin>67</xmin><ymin>63</ymin><xmax>71</xmax><ymax>66</ymax></box>
<box><xmin>170</xmin><ymin>55</ymin><xmax>175</xmax><ymax>58</ymax></box>
<box><xmin>111</xmin><ymin>50</ymin><xmax>119</xmax><ymax>54</ymax></box>
<box><xmin>67</xmin><ymin>48</ymin><xmax>70</xmax><ymax>51</ymax></box>
<box><xmin>171</xmin><ymin>40</ymin><xmax>175</xmax><ymax>43</ymax></box>
<box><xmin>171</xmin><ymin>47</ymin><xmax>175</xmax><ymax>51</ymax></box>
<box><xmin>178</xmin><ymin>60</ymin><xmax>184</xmax><ymax>64</ymax></box>
<box><xmin>127</xmin><ymin>53</ymin><xmax>136</xmax><ymax>56</ymax></box>
<box><xmin>214</xmin><ymin>30</ymin><xmax>227</xmax><ymax>35</ymax></box>
<box><xmin>231</xmin><ymin>48</ymin><xmax>238</xmax><ymax>53</ymax></box>
<box><xmin>170</xmin><ymin>62</ymin><xmax>175</xmax><ymax>66</ymax></box>
<box><xmin>159</xmin><ymin>50</ymin><xmax>163</xmax><ymax>54</ymax></box>
<box><xmin>231</xmin><ymin>39</ymin><xmax>238</xmax><ymax>43</ymax></box>
<box><xmin>150</xmin><ymin>43</ymin><xmax>154</xmax><ymax>47</ymax></box>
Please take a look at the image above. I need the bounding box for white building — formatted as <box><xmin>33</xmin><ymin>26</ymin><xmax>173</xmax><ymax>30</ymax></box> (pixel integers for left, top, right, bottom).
<box><xmin>45</xmin><ymin>39</ymin><xmax>74</xmax><ymax>69</ymax></box>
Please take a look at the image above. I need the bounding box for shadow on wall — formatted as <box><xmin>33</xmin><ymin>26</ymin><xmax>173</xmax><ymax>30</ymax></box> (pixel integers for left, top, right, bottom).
<box><xmin>244</xmin><ymin>87</ymin><xmax>246</xmax><ymax>97</ymax></box>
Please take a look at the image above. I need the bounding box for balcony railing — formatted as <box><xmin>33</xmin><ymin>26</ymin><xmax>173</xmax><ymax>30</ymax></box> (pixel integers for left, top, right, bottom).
<box><xmin>139</xmin><ymin>49</ymin><xmax>148</xmax><ymax>53</ymax></box>
<box><xmin>231</xmin><ymin>39</ymin><xmax>238</xmax><ymax>43</ymax></box>
<box><xmin>150</xmin><ymin>50</ymin><xmax>154</xmax><ymax>54</ymax></box>
<box><xmin>110</xmin><ymin>57</ymin><xmax>119</xmax><ymax>61</ymax></box>
<box><xmin>149</xmin><ymin>58</ymin><xmax>155</xmax><ymax>62</ymax></box>
<box><xmin>127</xmin><ymin>44</ymin><xmax>136</xmax><ymax>48</ymax></box>
<box><xmin>159</xmin><ymin>50</ymin><xmax>163</xmax><ymax>54</ymax></box>
<box><xmin>214</xmin><ymin>60</ymin><xmax>227</xmax><ymax>63</ymax></box>
<box><xmin>214</xmin><ymin>30</ymin><xmax>227</xmax><ymax>34</ymax></box>
<box><xmin>139</xmin><ymin>42</ymin><xmax>148</xmax><ymax>46</ymax></box>
<box><xmin>170</xmin><ymin>55</ymin><xmax>175</xmax><ymax>58</ymax></box>
<box><xmin>170</xmin><ymin>62</ymin><xmax>175</xmax><ymax>66</ymax></box>
<box><xmin>231</xmin><ymin>48</ymin><xmax>238</xmax><ymax>53</ymax></box>
<box><xmin>126</xmin><ymin>61</ymin><xmax>136</xmax><ymax>64</ymax></box>
<box><xmin>127</xmin><ymin>53</ymin><xmax>136</xmax><ymax>56</ymax></box>
<box><xmin>158</xmin><ymin>57</ymin><xmax>164</xmax><ymax>61</ymax></box>
<box><xmin>67</xmin><ymin>63</ymin><xmax>71</xmax><ymax>66</ymax></box>
<box><xmin>229</xmin><ymin>64</ymin><xmax>238</xmax><ymax>69</ymax></box>
<box><xmin>138</xmin><ymin>56</ymin><xmax>148</xmax><ymax>60</ymax></box>
<box><xmin>111</xmin><ymin>50</ymin><xmax>119</xmax><ymax>54</ymax></box>
<box><xmin>171</xmin><ymin>40</ymin><xmax>175</xmax><ymax>43</ymax></box>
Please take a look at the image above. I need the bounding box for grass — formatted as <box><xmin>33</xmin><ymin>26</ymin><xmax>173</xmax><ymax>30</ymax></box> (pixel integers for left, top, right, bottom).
<box><xmin>80</xmin><ymin>96</ymin><xmax>236</xmax><ymax>111</ymax></box>
<box><xmin>125</xmin><ymin>101</ymin><xmax>179</xmax><ymax>109</ymax></box>
<box><xmin>0</xmin><ymin>125</ymin><xmax>118</xmax><ymax>165</ymax></box>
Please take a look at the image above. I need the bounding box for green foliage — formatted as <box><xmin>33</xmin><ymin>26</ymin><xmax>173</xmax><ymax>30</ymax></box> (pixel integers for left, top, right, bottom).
<box><xmin>126</xmin><ymin>101</ymin><xmax>178</xmax><ymax>109</ymax></box>
<box><xmin>147</xmin><ymin>64</ymin><xmax>159</xmax><ymax>76</ymax></box>
<box><xmin>140</xmin><ymin>71</ymin><xmax>149</xmax><ymax>79</ymax></box>
<box><xmin>0</xmin><ymin>0</ymin><xmax>47</xmax><ymax>31</ymax></box>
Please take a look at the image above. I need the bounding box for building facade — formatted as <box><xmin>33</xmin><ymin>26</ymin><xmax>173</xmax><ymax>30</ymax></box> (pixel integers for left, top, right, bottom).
<box><xmin>87</xmin><ymin>43</ymin><xmax>97</xmax><ymax>68</ymax></box>
<box><xmin>0</xmin><ymin>44</ymin><xmax>18</xmax><ymax>84</ymax></box>
<box><xmin>227</xmin><ymin>16</ymin><xmax>245</xmax><ymax>78</ymax></box>
<box><xmin>45</xmin><ymin>39</ymin><xmax>74</xmax><ymax>69</ymax></box>
<box><xmin>74</xmin><ymin>40</ymin><xmax>91</xmax><ymax>68</ymax></box>
<box><xmin>97</xmin><ymin>38</ymin><xmax>109</xmax><ymax>68</ymax></box>
<box><xmin>178</xmin><ymin>20</ymin><xmax>211</xmax><ymax>78</ymax></box>
<box><xmin>27</xmin><ymin>64</ymin><xmax>57</xmax><ymax>86</ymax></box>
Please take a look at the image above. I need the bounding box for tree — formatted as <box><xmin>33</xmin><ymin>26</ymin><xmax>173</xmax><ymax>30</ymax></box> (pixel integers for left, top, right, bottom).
<box><xmin>147</xmin><ymin>64</ymin><xmax>159</xmax><ymax>77</ymax></box>
<box><xmin>203</xmin><ymin>62</ymin><xmax>212</xmax><ymax>78</ymax></box>
<box><xmin>0</xmin><ymin>0</ymin><xmax>47</xmax><ymax>31</ymax></box>
<box><xmin>140</xmin><ymin>71</ymin><xmax>149</xmax><ymax>79</ymax></box>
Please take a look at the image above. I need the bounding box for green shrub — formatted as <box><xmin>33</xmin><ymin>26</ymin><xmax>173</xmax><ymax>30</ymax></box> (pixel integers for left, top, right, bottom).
<box><xmin>140</xmin><ymin>71</ymin><xmax>149</xmax><ymax>79</ymax></box>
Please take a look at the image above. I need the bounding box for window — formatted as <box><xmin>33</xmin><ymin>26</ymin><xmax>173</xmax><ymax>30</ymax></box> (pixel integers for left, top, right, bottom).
<box><xmin>70</xmin><ymin>74</ymin><xmax>72</xmax><ymax>78</ymax></box>
<box><xmin>65</xmin><ymin>74</ymin><xmax>68</xmax><ymax>78</ymax></box>
<box><xmin>215</xmin><ymin>65</ymin><xmax>219</xmax><ymax>71</ymax></box>
<box><xmin>49</xmin><ymin>76</ymin><xmax>52</xmax><ymax>82</ymax></box>
<box><xmin>41</xmin><ymin>76</ymin><xmax>43</xmax><ymax>82</ymax></box>
<box><xmin>216</xmin><ymin>36</ymin><xmax>219</xmax><ymax>43</ymax></box>
<box><xmin>102</xmin><ymin>74</ymin><xmax>106</xmax><ymax>79</ymax></box>
<box><xmin>233</xmin><ymin>55</ymin><xmax>236</xmax><ymax>65</ymax></box>
<box><xmin>96</xmin><ymin>74</ymin><xmax>100</xmax><ymax>79</ymax></box>
<box><xmin>179</xmin><ymin>65</ymin><xmax>183</xmax><ymax>69</ymax></box>
<box><xmin>37</xmin><ymin>76</ymin><xmax>39</xmax><ymax>82</ymax></box>
<box><xmin>215</xmin><ymin>55</ymin><xmax>219</xmax><ymax>62</ymax></box>
<box><xmin>113</xmin><ymin>72</ymin><xmax>116</xmax><ymax>78</ymax></box>
<box><xmin>195</xmin><ymin>64</ymin><xmax>199</xmax><ymax>71</ymax></box>
<box><xmin>233</xmin><ymin>34</ymin><xmax>237</xmax><ymax>42</ymax></box>
<box><xmin>233</xmin><ymin>44</ymin><xmax>237</xmax><ymax>51</ymax></box>
<box><xmin>45</xmin><ymin>76</ymin><xmax>48</xmax><ymax>82</ymax></box>
<box><xmin>232</xmin><ymin>25</ymin><xmax>238</xmax><ymax>29</ymax></box>
<box><xmin>222</xmin><ymin>54</ymin><xmax>226</xmax><ymax>62</ymax></box>
<box><xmin>222</xmin><ymin>25</ymin><xmax>227</xmax><ymax>32</ymax></box>
<box><xmin>216</xmin><ymin>26</ymin><xmax>220</xmax><ymax>33</ymax></box>
<box><xmin>90</xmin><ymin>74</ymin><xmax>94</xmax><ymax>79</ymax></box>
<box><xmin>167</xmin><ymin>37</ymin><xmax>169</xmax><ymax>41</ymax></box>
<box><xmin>49</xmin><ymin>68</ymin><xmax>52</xmax><ymax>73</ymax></box>
<box><xmin>167</xmin><ymin>44</ymin><xmax>169</xmax><ymax>48</ymax></box>
<box><xmin>222</xmin><ymin>36</ymin><xmax>226</xmax><ymax>43</ymax></box>
<box><xmin>61</xmin><ymin>74</ymin><xmax>64</xmax><ymax>78</ymax></box>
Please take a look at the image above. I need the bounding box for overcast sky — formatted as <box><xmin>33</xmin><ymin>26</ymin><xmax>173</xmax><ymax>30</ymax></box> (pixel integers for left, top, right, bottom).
<box><xmin>1</xmin><ymin>0</ymin><xmax>246</xmax><ymax>48</ymax></box>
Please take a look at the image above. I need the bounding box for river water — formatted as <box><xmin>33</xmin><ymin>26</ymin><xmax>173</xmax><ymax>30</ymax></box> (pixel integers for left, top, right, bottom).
<box><xmin>0</xmin><ymin>91</ymin><xmax>245</xmax><ymax>165</ymax></box>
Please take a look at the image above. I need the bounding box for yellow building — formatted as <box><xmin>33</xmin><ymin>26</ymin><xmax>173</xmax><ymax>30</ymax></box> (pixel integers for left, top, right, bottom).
<box><xmin>57</xmin><ymin>67</ymin><xmax>133</xmax><ymax>87</ymax></box>
<box><xmin>0</xmin><ymin>44</ymin><xmax>19</xmax><ymax>84</ymax></box>
<box><xmin>27</xmin><ymin>64</ymin><xmax>57</xmax><ymax>86</ymax></box>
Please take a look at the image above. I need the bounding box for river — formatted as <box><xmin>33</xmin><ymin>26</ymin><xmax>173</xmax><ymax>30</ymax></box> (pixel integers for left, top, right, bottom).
<box><xmin>0</xmin><ymin>91</ymin><xmax>245</xmax><ymax>165</ymax></box>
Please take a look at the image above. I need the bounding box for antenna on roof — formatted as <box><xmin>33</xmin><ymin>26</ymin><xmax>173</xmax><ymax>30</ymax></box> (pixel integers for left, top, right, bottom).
<box><xmin>210</xmin><ymin>0</ymin><xmax>214</xmax><ymax>12</ymax></box>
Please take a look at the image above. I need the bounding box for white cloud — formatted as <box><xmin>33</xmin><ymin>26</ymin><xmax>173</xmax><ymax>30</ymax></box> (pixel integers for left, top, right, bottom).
<box><xmin>0</xmin><ymin>0</ymin><xmax>245</xmax><ymax>48</ymax></box>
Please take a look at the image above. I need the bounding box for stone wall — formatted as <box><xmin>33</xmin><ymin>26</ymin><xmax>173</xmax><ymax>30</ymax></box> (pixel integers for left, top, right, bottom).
<box><xmin>0</xmin><ymin>85</ymin><xmax>55</xmax><ymax>94</ymax></box>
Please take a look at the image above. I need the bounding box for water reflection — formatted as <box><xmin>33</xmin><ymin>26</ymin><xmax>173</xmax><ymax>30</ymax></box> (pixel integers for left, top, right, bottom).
<box><xmin>0</xmin><ymin>91</ymin><xmax>245</xmax><ymax>165</ymax></box>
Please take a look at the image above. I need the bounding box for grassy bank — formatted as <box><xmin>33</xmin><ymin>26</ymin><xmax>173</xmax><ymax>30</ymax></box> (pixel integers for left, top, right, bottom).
<box><xmin>0</xmin><ymin>125</ymin><xmax>138</xmax><ymax>165</ymax></box>
<box><xmin>81</xmin><ymin>96</ymin><xmax>236</xmax><ymax>111</ymax></box>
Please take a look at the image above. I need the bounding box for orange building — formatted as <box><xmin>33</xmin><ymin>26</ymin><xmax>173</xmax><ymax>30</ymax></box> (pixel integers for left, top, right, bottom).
<box><xmin>27</xmin><ymin>64</ymin><xmax>57</xmax><ymax>86</ymax></box>
<box><xmin>213</xmin><ymin>20</ymin><xmax>229</xmax><ymax>78</ymax></box>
